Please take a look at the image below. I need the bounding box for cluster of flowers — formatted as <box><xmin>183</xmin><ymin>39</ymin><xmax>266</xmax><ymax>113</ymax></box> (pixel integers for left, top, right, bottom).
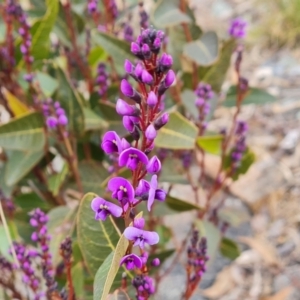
<box><xmin>91</xmin><ymin>26</ymin><xmax>175</xmax><ymax>299</ymax></box>
<box><xmin>194</xmin><ymin>82</ymin><xmax>214</xmax><ymax>133</ymax></box>
<box><xmin>228</xmin><ymin>17</ymin><xmax>247</xmax><ymax>39</ymax></box>
<box><xmin>96</xmin><ymin>62</ymin><xmax>109</xmax><ymax>96</ymax></box>
<box><xmin>41</xmin><ymin>98</ymin><xmax>68</xmax><ymax>130</ymax></box>
<box><xmin>230</xmin><ymin>120</ymin><xmax>248</xmax><ymax>171</ymax></box>
<box><xmin>183</xmin><ymin>230</ymin><xmax>209</xmax><ymax>297</ymax></box>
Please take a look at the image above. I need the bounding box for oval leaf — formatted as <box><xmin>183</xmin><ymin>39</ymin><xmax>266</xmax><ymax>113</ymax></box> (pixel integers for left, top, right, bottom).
<box><xmin>0</xmin><ymin>112</ymin><xmax>45</xmax><ymax>151</ymax></box>
<box><xmin>35</xmin><ymin>72</ymin><xmax>58</xmax><ymax>97</ymax></box>
<box><xmin>197</xmin><ymin>135</ymin><xmax>223</xmax><ymax>155</ymax></box>
<box><xmin>183</xmin><ymin>31</ymin><xmax>219</xmax><ymax>66</ymax></box>
<box><xmin>152</xmin><ymin>0</ymin><xmax>191</xmax><ymax>28</ymax></box>
<box><xmin>83</xmin><ymin>107</ymin><xmax>108</xmax><ymax>131</ymax></box>
<box><xmin>156</xmin><ymin>111</ymin><xmax>198</xmax><ymax>149</ymax></box>
<box><xmin>166</xmin><ymin>195</ymin><xmax>202</xmax><ymax>212</ymax></box>
<box><xmin>220</xmin><ymin>237</ymin><xmax>240</xmax><ymax>260</ymax></box>
<box><xmin>223</xmin><ymin>86</ymin><xmax>277</xmax><ymax>107</ymax></box>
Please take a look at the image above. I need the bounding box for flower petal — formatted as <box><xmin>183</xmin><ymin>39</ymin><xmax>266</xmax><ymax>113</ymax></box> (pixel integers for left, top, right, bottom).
<box><xmin>107</xmin><ymin>202</ymin><xmax>123</xmax><ymax>218</ymax></box>
<box><xmin>91</xmin><ymin>197</ymin><xmax>105</xmax><ymax>212</ymax></box>
<box><xmin>108</xmin><ymin>177</ymin><xmax>135</xmax><ymax>202</ymax></box>
<box><xmin>144</xmin><ymin>231</ymin><xmax>159</xmax><ymax>245</ymax></box>
<box><xmin>124</xmin><ymin>227</ymin><xmax>141</xmax><ymax>241</ymax></box>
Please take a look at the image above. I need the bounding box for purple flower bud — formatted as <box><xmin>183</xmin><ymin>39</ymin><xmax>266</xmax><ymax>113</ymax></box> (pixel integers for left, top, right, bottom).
<box><xmin>145</xmin><ymin>124</ymin><xmax>157</xmax><ymax>140</ymax></box>
<box><xmin>56</xmin><ymin>108</ymin><xmax>65</xmax><ymax>116</ymax></box>
<box><xmin>121</xmin><ymin>79</ymin><xmax>142</xmax><ymax>103</ymax></box>
<box><xmin>20</xmin><ymin>44</ymin><xmax>28</xmax><ymax>54</ymax></box>
<box><xmin>135</xmin><ymin>63</ymin><xmax>143</xmax><ymax>79</ymax></box>
<box><xmin>141</xmin><ymin>70</ymin><xmax>153</xmax><ymax>85</ymax></box>
<box><xmin>46</xmin><ymin>116</ymin><xmax>58</xmax><ymax>129</ymax></box>
<box><xmin>154</xmin><ymin>112</ymin><xmax>169</xmax><ymax>130</ymax></box>
<box><xmin>30</xmin><ymin>218</ymin><xmax>38</xmax><ymax>227</ymax></box>
<box><xmin>158</xmin><ymin>70</ymin><xmax>175</xmax><ymax>95</ymax></box>
<box><xmin>147</xmin><ymin>91</ymin><xmax>158</xmax><ymax>107</ymax></box>
<box><xmin>19</xmin><ymin>28</ymin><xmax>26</xmax><ymax>36</ymax></box>
<box><xmin>124</xmin><ymin>59</ymin><xmax>134</xmax><ymax>74</ymax></box>
<box><xmin>142</xmin><ymin>44</ymin><xmax>151</xmax><ymax>59</ymax></box>
<box><xmin>195</xmin><ymin>98</ymin><xmax>205</xmax><ymax>107</ymax></box>
<box><xmin>152</xmin><ymin>38</ymin><xmax>161</xmax><ymax>53</ymax></box>
<box><xmin>58</xmin><ymin>114</ymin><xmax>68</xmax><ymax>126</ymax></box>
<box><xmin>31</xmin><ymin>232</ymin><xmax>38</xmax><ymax>242</ymax></box>
<box><xmin>116</xmin><ymin>99</ymin><xmax>140</xmax><ymax>117</ymax></box>
<box><xmin>147</xmin><ymin>156</ymin><xmax>161</xmax><ymax>174</ymax></box>
<box><xmin>88</xmin><ymin>2</ymin><xmax>97</xmax><ymax>13</ymax></box>
<box><xmin>141</xmin><ymin>252</ymin><xmax>149</xmax><ymax>264</ymax></box>
<box><xmin>159</xmin><ymin>53</ymin><xmax>173</xmax><ymax>72</ymax></box>
<box><xmin>151</xmin><ymin>258</ymin><xmax>160</xmax><ymax>267</ymax></box>
<box><xmin>133</xmin><ymin>217</ymin><xmax>145</xmax><ymax>229</ymax></box>
<box><xmin>123</xmin><ymin>116</ymin><xmax>135</xmax><ymax>132</ymax></box>
<box><xmin>23</xmin><ymin>73</ymin><xmax>34</xmax><ymax>82</ymax></box>
<box><xmin>131</xmin><ymin>42</ymin><xmax>140</xmax><ymax>56</ymax></box>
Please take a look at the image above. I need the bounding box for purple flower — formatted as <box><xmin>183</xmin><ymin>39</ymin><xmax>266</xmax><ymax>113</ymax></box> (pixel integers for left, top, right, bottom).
<box><xmin>141</xmin><ymin>44</ymin><xmax>151</xmax><ymax>59</ymax></box>
<box><xmin>147</xmin><ymin>175</ymin><xmax>166</xmax><ymax>211</ymax></box>
<box><xmin>58</xmin><ymin>114</ymin><xmax>68</xmax><ymax>126</ymax></box>
<box><xmin>101</xmin><ymin>131</ymin><xmax>122</xmax><ymax>154</ymax></box>
<box><xmin>147</xmin><ymin>156</ymin><xmax>161</xmax><ymax>174</ymax></box>
<box><xmin>46</xmin><ymin>116</ymin><xmax>58</xmax><ymax>129</ymax></box>
<box><xmin>135</xmin><ymin>179</ymin><xmax>150</xmax><ymax>197</ymax></box>
<box><xmin>120</xmin><ymin>253</ymin><xmax>143</xmax><ymax>270</ymax></box>
<box><xmin>159</xmin><ymin>53</ymin><xmax>173</xmax><ymax>72</ymax></box>
<box><xmin>147</xmin><ymin>91</ymin><xmax>158</xmax><ymax>107</ymax></box>
<box><xmin>116</xmin><ymin>99</ymin><xmax>140</xmax><ymax>116</ymax></box>
<box><xmin>154</xmin><ymin>112</ymin><xmax>169</xmax><ymax>130</ymax></box>
<box><xmin>131</xmin><ymin>42</ymin><xmax>141</xmax><ymax>56</ymax></box>
<box><xmin>229</xmin><ymin>18</ymin><xmax>247</xmax><ymax>39</ymax></box>
<box><xmin>141</xmin><ymin>70</ymin><xmax>153</xmax><ymax>85</ymax></box>
<box><xmin>119</xmin><ymin>147</ymin><xmax>148</xmax><ymax>170</ymax></box>
<box><xmin>123</xmin><ymin>116</ymin><xmax>135</xmax><ymax>132</ymax></box>
<box><xmin>151</xmin><ymin>258</ymin><xmax>160</xmax><ymax>267</ymax></box>
<box><xmin>133</xmin><ymin>217</ymin><xmax>145</xmax><ymax>229</ymax></box>
<box><xmin>124</xmin><ymin>59</ymin><xmax>134</xmax><ymax>74</ymax></box>
<box><xmin>158</xmin><ymin>70</ymin><xmax>175</xmax><ymax>95</ymax></box>
<box><xmin>108</xmin><ymin>177</ymin><xmax>135</xmax><ymax>204</ymax></box>
<box><xmin>135</xmin><ymin>63</ymin><xmax>143</xmax><ymax>79</ymax></box>
<box><xmin>91</xmin><ymin>197</ymin><xmax>122</xmax><ymax>220</ymax></box>
<box><xmin>121</xmin><ymin>79</ymin><xmax>142</xmax><ymax>103</ymax></box>
<box><xmin>124</xmin><ymin>227</ymin><xmax>159</xmax><ymax>248</ymax></box>
<box><xmin>145</xmin><ymin>124</ymin><xmax>157</xmax><ymax>140</ymax></box>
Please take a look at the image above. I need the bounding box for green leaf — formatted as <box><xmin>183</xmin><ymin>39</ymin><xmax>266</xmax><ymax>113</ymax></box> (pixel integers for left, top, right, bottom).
<box><xmin>93</xmin><ymin>31</ymin><xmax>135</xmax><ymax>73</ymax></box>
<box><xmin>93</xmin><ymin>230</ymin><xmax>129</xmax><ymax>300</ymax></box>
<box><xmin>48</xmin><ymin>206</ymin><xmax>77</xmax><ymax>265</ymax></box>
<box><xmin>83</xmin><ymin>107</ymin><xmax>108</xmax><ymax>131</ymax></box>
<box><xmin>218</xmin><ymin>207</ymin><xmax>250</xmax><ymax>227</ymax></box>
<box><xmin>156</xmin><ymin>111</ymin><xmax>198</xmax><ymax>149</ymax></box>
<box><xmin>202</xmin><ymin>39</ymin><xmax>236</xmax><ymax>92</ymax></box>
<box><xmin>56</xmin><ymin>68</ymin><xmax>85</xmax><ymax>135</ymax></box>
<box><xmin>5</xmin><ymin>150</ymin><xmax>44</xmax><ymax>186</ymax></box>
<box><xmin>35</xmin><ymin>72</ymin><xmax>58</xmax><ymax>96</ymax></box>
<box><xmin>78</xmin><ymin>161</ymin><xmax>109</xmax><ymax>194</ymax></box>
<box><xmin>0</xmin><ymin>225</ymin><xmax>12</xmax><ymax>259</ymax></box>
<box><xmin>48</xmin><ymin>163</ymin><xmax>69</xmax><ymax>196</ymax></box>
<box><xmin>181</xmin><ymin>89</ymin><xmax>198</xmax><ymax>118</ymax></box>
<box><xmin>14</xmin><ymin>192</ymin><xmax>51</xmax><ymax>212</ymax></box>
<box><xmin>220</xmin><ymin>237</ymin><xmax>240</xmax><ymax>260</ymax></box>
<box><xmin>152</xmin><ymin>0</ymin><xmax>191</xmax><ymax>27</ymax></box>
<box><xmin>166</xmin><ymin>195</ymin><xmax>202</xmax><ymax>212</ymax></box>
<box><xmin>88</xmin><ymin>46</ymin><xmax>108</xmax><ymax>66</ymax></box>
<box><xmin>30</xmin><ymin>0</ymin><xmax>59</xmax><ymax>60</ymax></box>
<box><xmin>0</xmin><ymin>112</ymin><xmax>45</xmax><ymax>151</ymax></box>
<box><xmin>98</xmin><ymin>102</ymin><xmax>126</xmax><ymax>136</ymax></box>
<box><xmin>77</xmin><ymin>193</ymin><xmax>120</xmax><ymax>276</ymax></box>
<box><xmin>197</xmin><ymin>135</ymin><xmax>223</xmax><ymax>155</ymax></box>
<box><xmin>0</xmin><ymin>164</ymin><xmax>14</xmax><ymax>197</ymax></box>
<box><xmin>196</xmin><ymin>220</ymin><xmax>221</xmax><ymax>262</ymax></box>
<box><xmin>183</xmin><ymin>31</ymin><xmax>219</xmax><ymax>66</ymax></box>
<box><xmin>160</xmin><ymin>157</ymin><xmax>188</xmax><ymax>184</ymax></box>
<box><xmin>71</xmin><ymin>263</ymin><xmax>85</xmax><ymax>297</ymax></box>
<box><xmin>223</xmin><ymin>86</ymin><xmax>277</xmax><ymax>107</ymax></box>
<box><xmin>223</xmin><ymin>148</ymin><xmax>255</xmax><ymax>181</ymax></box>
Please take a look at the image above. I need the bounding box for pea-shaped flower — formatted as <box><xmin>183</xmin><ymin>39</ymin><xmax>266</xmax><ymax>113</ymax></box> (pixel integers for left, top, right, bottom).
<box><xmin>91</xmin><ymin>197</ymin><xmax>122</xmax><ymax>221</ymax></box>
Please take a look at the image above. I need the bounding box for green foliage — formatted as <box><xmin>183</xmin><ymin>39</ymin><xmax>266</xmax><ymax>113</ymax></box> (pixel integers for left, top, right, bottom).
<box><xmin>166</xmin><ymin>195</ymin><xmax>202</xmax><ymax>212</ymax></box>
<box><xmin>0</xmin><ymin>112</ymin><xmax>45</xmax><ymax>151</ymax></box>
<box><xmin>152</xmin><ymin>0</ymin><xmax>191</xmax><ymax>28</ymax></box>
<box><xmin>35</xmin><ymin>72</ymin><xmax>59</xmax><ymax>97</ymax></box>
<box><xmin>223</xmin><ymin>86</ymin><xmax>277</xmax><ymax>107</ymax></box>
<box><xmin>48</xmin><ymin>163</ymin><xmax>69</xmax><ymax>196</ymax></box>
<box><xmin>156</xmin><ymin>111</ymin><xmax>198</xmax><ymax>149</ymax></box>
<box><xmin>220</xmin><ymin>237</ymin><xmax>240</xmax><ymax>260</ymax></box>
<box><xmin>223</xmin><ymin>148</ymin><xmax>256</xmax><ymax>181</ymax></box>
<box><xmin>197</xmin><ymin>135</ymin><xmax>224</xmax><ymax>155</ymax></box>
<box><xmin>30</xmin><ymin>0</ymin><xmax>59</xmax><ymax>60</ymax></box>
<box><xmin>183</xmin><ymin>31</ymin><xmax>219</xmax><ymax>66</ymax></box>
